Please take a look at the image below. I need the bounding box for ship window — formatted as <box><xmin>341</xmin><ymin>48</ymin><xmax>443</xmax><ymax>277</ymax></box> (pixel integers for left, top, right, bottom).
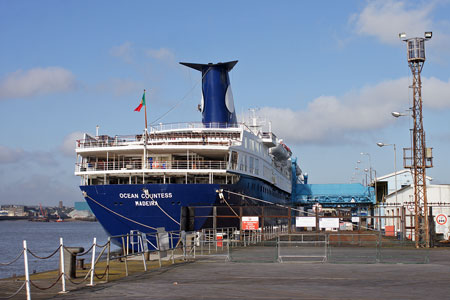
<box><xmin>231</xmin><ymin>151</ymin><xmax>238</xmax><ymax>170</ymax></box>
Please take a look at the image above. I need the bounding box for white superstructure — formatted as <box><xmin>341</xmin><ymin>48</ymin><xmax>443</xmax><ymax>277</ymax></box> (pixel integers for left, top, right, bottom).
<box><xmin>75</xmin><ymin>118</ymin><xmax>294</xmax><ymax>194</ymax></box>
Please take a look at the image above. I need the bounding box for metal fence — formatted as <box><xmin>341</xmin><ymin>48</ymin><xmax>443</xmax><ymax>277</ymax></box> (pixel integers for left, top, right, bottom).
<box><xmin>0</xmin><ymin>228</ymin><xmax>430</xmax><ymax>299</ymax></box>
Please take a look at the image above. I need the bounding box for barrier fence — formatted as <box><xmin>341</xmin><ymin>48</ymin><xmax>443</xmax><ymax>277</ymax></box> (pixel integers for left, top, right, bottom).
<box><xmin>0</xmin><ymin>227</ymin><xmax>430</xmax><ymax>299</ymax></box>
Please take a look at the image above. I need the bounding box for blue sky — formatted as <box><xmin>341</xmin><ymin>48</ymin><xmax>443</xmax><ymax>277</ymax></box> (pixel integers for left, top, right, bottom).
<box><xmin>1</xmin><ymin>0</ymin><xmax>450</xmax><ymax>206</ymax></box>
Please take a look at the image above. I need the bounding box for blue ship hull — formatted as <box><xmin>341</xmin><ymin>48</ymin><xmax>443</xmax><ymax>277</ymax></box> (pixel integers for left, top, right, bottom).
<box><xmin>80</xmin><ymin>176</ymin><xmax>291</xmax><ymax>239</ymax></box>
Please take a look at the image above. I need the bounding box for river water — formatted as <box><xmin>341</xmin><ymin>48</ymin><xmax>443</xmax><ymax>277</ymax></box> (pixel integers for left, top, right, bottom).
<box><xmin>0</xmin><ymin>220</ymin><xmax>116</xmax><ymax>279</ymax></box>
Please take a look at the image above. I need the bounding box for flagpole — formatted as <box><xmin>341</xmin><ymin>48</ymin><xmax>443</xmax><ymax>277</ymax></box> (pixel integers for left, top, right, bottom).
<box><xmin>143</xmin><ymin>89</ymin><xmax>148</xmax><ymax>180</ymax></box>
<box><xmin>144</xmin><ymin>89</ymin><xmax>148</xmax><ymax>131</ymax></box>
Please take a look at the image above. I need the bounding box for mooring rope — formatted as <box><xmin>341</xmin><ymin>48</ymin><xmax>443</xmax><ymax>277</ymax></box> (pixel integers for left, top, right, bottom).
<box><xmin>223</xmin><ymin>190</ymin><xmax>378</xmax><ymax>232</ymax></box>
<box><xmin>221</xmin><ymin>195</ymin><xmax>239</xmax><ymax>217</ymax></box>
<box><xmin>143</xmin><ymin>192</ymin><xmax>180</xmax><ymax>225</ymax></box>
<box><xmin>83</xmin><ymin>192</ymin><xmax>157</xmax><ymax>230</ymax></box>
<box><xmin>222</xmin><ymin>190</ymin><xmax>299</xmax><ymax>211</ymax></box>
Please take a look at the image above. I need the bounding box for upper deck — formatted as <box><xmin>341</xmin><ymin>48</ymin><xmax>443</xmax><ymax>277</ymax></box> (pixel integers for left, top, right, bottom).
<box><xmin>74</xmin><ymin>122</ymin><xmax>292</xmax><ymax>192</ymax></box>
<box><xmin>76</xmin><ymin>122</ymin><xmax>246</xmax><ymax>152</ymax></box>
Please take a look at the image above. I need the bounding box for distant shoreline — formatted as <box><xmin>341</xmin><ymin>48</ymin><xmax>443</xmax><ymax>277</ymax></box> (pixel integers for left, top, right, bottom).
<box><xmin>0</xmin><ymin>216</ymin><xmax>29</xmax><ymax>221</ymax></box>
<box><xmin>0</xmin><ymin>216</ymin><xmax>97</xmax><ymax>222</ymax></box>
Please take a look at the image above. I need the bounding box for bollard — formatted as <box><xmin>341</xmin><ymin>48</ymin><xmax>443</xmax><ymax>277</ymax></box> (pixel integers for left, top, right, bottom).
<box><xmin>76</xmin><ymin>258</ymin><xmax>85</xmax><ymax>270</ymax></box>
<box><xmin>63</xmin><ymin>247</ymin><xmax>84</xmax><ymax>279</ymax></box>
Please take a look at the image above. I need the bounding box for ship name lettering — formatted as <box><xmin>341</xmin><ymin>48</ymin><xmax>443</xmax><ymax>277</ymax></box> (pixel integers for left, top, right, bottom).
<box><xmin>140</xmin><ymin>193</ymin><xmax>173</xmax><ymax>199</ymax></box>
<box><xmin>119</xmin><ymin>193</ymin><xmax>139</xmax><ymax>199</ymax></box>
<box><xmin>135</xmin><ymin>200</ymin><xmax>158</xmax><ymax>206</ymax></box>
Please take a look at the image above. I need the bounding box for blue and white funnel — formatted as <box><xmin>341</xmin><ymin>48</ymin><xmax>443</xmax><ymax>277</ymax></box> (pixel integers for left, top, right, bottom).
<box><xmin>180</xmin><ymin>61</ymin><xmax>238</xmax><ymax>127</ymax></box>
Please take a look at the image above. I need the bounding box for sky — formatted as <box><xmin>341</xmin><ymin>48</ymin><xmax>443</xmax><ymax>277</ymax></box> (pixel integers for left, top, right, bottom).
<box><xmin>1</xmin><ymin>0</ymin><xmax>450</xmax><ymax>207</ymax></box>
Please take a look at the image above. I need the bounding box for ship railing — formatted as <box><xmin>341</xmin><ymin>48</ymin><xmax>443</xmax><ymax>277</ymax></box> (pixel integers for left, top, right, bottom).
<box><xmin>76</xmin><ymin>160</ymin><xmax>229</xmax><ymax>172</ymax></box>
<box><xmin>77</xmin><ymin>135</ymin><xmax>142</xmax><ymax>149</ymax></box>
<box><xmin>77</xmin><ymin>136</ymin><xmax>238</xmax><ymax>149</ymax></box>
<box><xmin>76</xmin><ymin>123</ymin><xmax>244</xmax><ymax>150</ymax></box>
<box><xmin>148</xmin><ymin>122</ymin><xmax>242</xmax><ymax>132</ymax></box>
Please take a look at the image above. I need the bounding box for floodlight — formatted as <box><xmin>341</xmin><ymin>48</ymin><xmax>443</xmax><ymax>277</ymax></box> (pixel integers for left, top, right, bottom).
<box><xmin>425</xmin><ymin>32</ymin><xmax>432</xmax><ymax>39</ymax></box>
<box><xmin>376</xmin><ymin>142</ymin><xmax>385</xmax><ymax>147</ymax></box>
<box><xmin>399</xmin><ymin>32</ymin><xmax>406</xmax><ymax>39</ymax></box>
<box><xmin>391</xmin><ymin>111</ymin><xmax>402</xmax><ymax>118</ymax></box>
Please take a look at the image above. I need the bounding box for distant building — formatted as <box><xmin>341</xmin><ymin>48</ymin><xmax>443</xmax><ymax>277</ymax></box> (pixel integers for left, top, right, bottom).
<box><xmin>1</xmin><ymin>205</ymin><xmax>26</xmax><ymax>217</ymax></box>
<box><xmin>74</xmin><ymin>201</ymin><xmax>92</xmax><ymax>213</ymax></box>
<box><xmin>69</xmin><ymin>201</ymin><xmax>95</xmax><ymax>220</ymax></box>
<box><xmin>384</xmin><ymin>184</ymin><xmax>450</xmax><ymax>240</ymax></box>
<box><xmin>376</xmin><ymin>169</ymin><xmax>432</xmax><ymax>199</ymax></box>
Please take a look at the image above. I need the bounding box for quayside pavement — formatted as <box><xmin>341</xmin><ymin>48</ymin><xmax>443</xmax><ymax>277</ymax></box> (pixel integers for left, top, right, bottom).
<box><xmin>47</xmin><ymin>248</ymin><xmax>450</xmax><ymax>300</ymax></box>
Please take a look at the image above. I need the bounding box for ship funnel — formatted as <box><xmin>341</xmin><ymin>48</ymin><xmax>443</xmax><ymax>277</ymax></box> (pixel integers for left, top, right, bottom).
<box><xmin>180</xmin><ymin>61</ymin><xmax>238</xmax><ymax>127</ymax></box>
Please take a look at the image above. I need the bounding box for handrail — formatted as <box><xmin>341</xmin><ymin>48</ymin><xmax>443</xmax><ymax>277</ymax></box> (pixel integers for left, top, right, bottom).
<box><xmin>77</xmin><ymin>122</ymin><xmax>244</xmax><ymax>149</ymax></box>
<box><xmin>78</xmin><ymin>138</ymin><xmax>236</xmax><ymax>149</ymax></box>
<box><xmin>148</xmin><ymin>122</ymin><xmax>242</xmax><ymax>131</ymax></box>
<box><xmin>76</xmin><ymin>159</ymin><xmax>229</xmax><ymax>172</ymax></box>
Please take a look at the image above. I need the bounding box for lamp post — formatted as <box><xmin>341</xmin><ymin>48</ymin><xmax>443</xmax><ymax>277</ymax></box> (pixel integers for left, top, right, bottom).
<box><xmin>399</xmin><ymin>32</ymin><xmax>433</xmax><ymax>247</ymax></box>
<box><xmin>377</xmin><ymin>142</ymin><xmax>398</xmax><ymax>206</ymax></box>
<box><xmin>360</xmin><ymin>152</ymin><xmax>373</xmax><ymax>184</ymax></box>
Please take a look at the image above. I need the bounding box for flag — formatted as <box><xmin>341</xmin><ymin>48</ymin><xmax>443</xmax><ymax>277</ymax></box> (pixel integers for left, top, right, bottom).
<box><xmin>134</xmin><ymin>90</ymin><xmax>146</xmax><ymax>112</ymax></box>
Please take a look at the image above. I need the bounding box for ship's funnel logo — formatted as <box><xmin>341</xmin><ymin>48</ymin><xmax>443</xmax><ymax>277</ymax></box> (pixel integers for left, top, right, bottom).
<box><xmin>180</xmin><ymin>61</ymin><xmax>238</xmax><ymax>127</ymax></box>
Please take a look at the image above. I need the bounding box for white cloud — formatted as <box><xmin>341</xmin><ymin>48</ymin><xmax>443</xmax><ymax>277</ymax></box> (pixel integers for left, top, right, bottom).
<box><xmin>353</xmin><ymin>0</ymin><xmax>434</xmax><ymax>45</ymax></box>
<box><xmin>145</xmin><ymin>47</ymin><xmax>176</xmax><ymax>65</ymax></box>
<box><xmin>110</xmin><ymin>41</ymin><xmax>133</xmax><ymax>63</ymax></box>
<box><xmin>351</xmin><ymin>1</ymin><xmax>450</xmax><ymax>65</ymax></box>
<box><xmin>257</xmin><ymin>76</ymin><xmax>450</xmax><ymax>145</ymax></box>
<box><xmin>0</xmin><ymin>145</ymin><xmax>58</xmax><ymax>167</ymax></box>
<box><xmin>0</xmin><ymin>67</ymin><xmax>76</xmax><ymax>100</ymax></box>
<box><xmin>60</xmin><ymin>131</ymin><xmax>85</xmax><ymax>157</ymax></box>
<box><xmin>0</xmin><ymin>174</ymin><xmax>80</xmax><ymax>206</ymax></box>
<box><xmin>422</xmin><ymin>77</ymin><xmax>450</xmax><ymax>108</ymax></box>
<box><xmin>0</xmin><ymin>146</ymin><xmax>26</xmax><ymax>163</ymax></box>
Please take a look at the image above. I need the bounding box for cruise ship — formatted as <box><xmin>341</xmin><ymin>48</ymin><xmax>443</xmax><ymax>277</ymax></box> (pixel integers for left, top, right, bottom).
<box><xmin>75</xmin><ymin>61</ymin><xmax>304</xmax><ymax>241</ymax></box>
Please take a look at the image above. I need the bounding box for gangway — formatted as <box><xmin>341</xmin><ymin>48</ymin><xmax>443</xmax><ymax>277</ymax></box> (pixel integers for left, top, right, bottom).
<box><xmin>293</xmin><ymin>183</ymin><xmax>375</xmax><ymax>207</ymax></box>
<box><xmin>290</xmin><ymin>160</ymin><xmax>375</xmax><ymax>207</ymax></box>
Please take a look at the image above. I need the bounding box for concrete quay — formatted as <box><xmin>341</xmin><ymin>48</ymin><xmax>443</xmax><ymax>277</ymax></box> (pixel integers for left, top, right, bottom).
<box><xmin>47</xmin><ymin>249</ymin><xmax>450</xmax><ymax>300</ymax></box>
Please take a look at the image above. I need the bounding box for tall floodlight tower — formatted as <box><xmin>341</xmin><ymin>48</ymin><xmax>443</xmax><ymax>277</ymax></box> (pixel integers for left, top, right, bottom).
<box><xmin>399</xmin><ymin>32</ymin><xmax>434</xmax><ymax>248</ymax></box>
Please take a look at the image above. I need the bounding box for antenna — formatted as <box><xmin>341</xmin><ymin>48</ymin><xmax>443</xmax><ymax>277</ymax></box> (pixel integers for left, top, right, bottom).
<box><xmin>400</xmin><ymin>32</ymin><xmax>434</xmax><ymax>248</ymax></box>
